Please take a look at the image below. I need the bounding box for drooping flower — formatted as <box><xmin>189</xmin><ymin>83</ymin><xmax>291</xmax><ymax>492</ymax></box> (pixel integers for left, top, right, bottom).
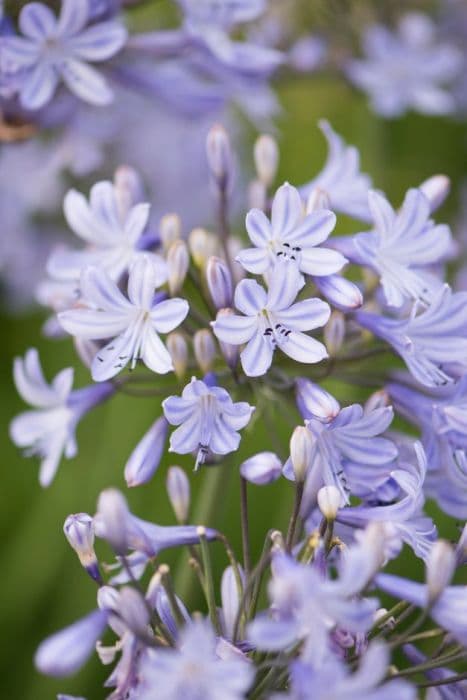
<box><xmin>58</xmin><ymin>256</ymin><xmax>189</xmax><ymax>381</ymax></box>
<box><xmin>10</xmin><ymin>348</ymin><xmax>113</xmax><ymax>486</ymax></box>
<box><xmin>47</xmin><ymin>171</ymin><xmax>166</xmax><ymax>285</ymax></box>
<box><xmin>212</xmin><ymin>262</ymin><xmax>330</xmax><ymax>377</ymax></box>
<box><xmin>140</xmin><ymin>619</ymin><xmax>254</xmax><ymax>700</ymax></box>
<box><xmin>347</xmin><ymin>12</ymin><xmax>463</xmax><ymax>117</ymax></box>
<box><xmin>162</xmin><ymin>377</ymin><xmax>255</xmax><ymax>469</ymax></box>
<box><xmin>353</xmin><ymin>188</ymin><xmax>452</xmax><ymax>308</ymax></box>
<box><xmin>355</xmin><ymin>285</ymin><xmax>467</xmax><ymax>388</ymax></box>
<box><xmin>236</xmin><ymin>182</ymin><xmax>344</xmax><ymax>277</ymax></box>
<box><xmin>1</xmin><ymin>0</ymin><xmax>127</xmax><ymax>110</ymax></box>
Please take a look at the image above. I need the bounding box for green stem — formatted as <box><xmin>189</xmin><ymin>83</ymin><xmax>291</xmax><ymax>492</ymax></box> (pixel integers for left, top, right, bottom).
<box><xmin>286</xmin><ymin>482</ymin><xmax>304</xmax><ymax>552</ymax></box>
<box><xmin>240</xmin><ymin>476</ymin><xmax>251</xmax><ymax>576</ymax></box>
<box><xmin>198</xmin><ymin>527</ymin><xmax>222</xmax><ymax>635</ymax></box>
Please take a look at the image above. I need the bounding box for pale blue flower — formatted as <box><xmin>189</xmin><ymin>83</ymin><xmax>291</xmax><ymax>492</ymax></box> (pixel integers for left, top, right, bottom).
<box><xmin>140</xmin><ymin>619</ymin><xmax>254</xmax><ymax>700</ymax></box>
<box><xmin>403</xmin><ymin>644</ymin><xmax>467</xmax><ymax>699</ymax></box>
<box><xmin>59</xmin><ymin>256</ymin><xmax>189</xmax><ymax>381</ymax></box>
<box><xmin>353</xmin><ymin>188</ymin><xmax>452</xmax><ymax>308</ymax></box>
<box><xmin>212</xmin><ymin>262</ymin><xmax>330</xmax><ymax>377</ymax></box>
<box><xmin>10</xmin><ymin>348</ymin><xmax>113</xmax><ymax>486</ymax></box>
<box><xmin>300</xmin><ymin>120</ymin><xmax>372</xmax><ymax>221</ymax></box>
<box><xmin>1</xmin><ymin>0</ymin><xmax>127</xmax><ymax>110</ymax></box>
<box><xmin>47</xmin><ymin>175</ymin><xmax>167</xmax><ymax>285</ymax></box>
<box><xmin>162</xmin><ymin>377</ymin><xmax>254</xmax><ymax>469</ymax></box>
<box><xmin>236</xmin><ymin>182</ymin><xmax>344</xmax><ymax>277</ymax></box>
<box><xmin>355</xmin><ymin>285</ymin><xmax>467</xmax><ymax>387</ymax></box>
<box><xmin>347</xmin><ymin>13</ymin><xmax>463</xmax><ymax>117</ymax></box>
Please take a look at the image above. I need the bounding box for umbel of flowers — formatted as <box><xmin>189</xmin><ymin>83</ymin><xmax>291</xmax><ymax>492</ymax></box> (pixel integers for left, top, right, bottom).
<box><xmin>10</xmin><ymin>118</ymin><xmax>467</xmax><ymax>697</ymax></box>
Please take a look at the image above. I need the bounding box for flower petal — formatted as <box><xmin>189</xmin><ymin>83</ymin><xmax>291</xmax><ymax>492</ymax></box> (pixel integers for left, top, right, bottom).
<box><xmin>19</xmin><ymin>3</ymin><xmax>56</xmax><ymax>40</ymax></box>
<box><xmin>245</xmin><ymin>208</ymin><xmax>272</xmax><ymax>246</ymax></box>
<box><xmin>240</xmin><ymin>330</ymin><xmax>274</xmax><ymax>377</ymax></box>
<box><xmin>127</xmin><ymin>256</ymin><xmax>158</xmax><ymax>309</ymax></box>
<box><xmin>275</xmin><ymin>298</ymin><xmax>330</xmax><ymax>332</ymax></box>
<box><xmin>271</xmin><ymin>183</ymin><xmax>303</xmax><ymax>237</ymax></box>
<box><xmin>20</xmin><ymin>62</ymin><xmax>59</xmax><ymax>110</ymax></box>
<box><xmin>299</xmin><ymin>247</ymin><xmax>347</xmax><ymax>276</ymax></box>
<box><xmin>61</xmin><ymin>58</ymin><xmax>113</xmax><ymax>105</ymax></box>
<box><xmin>63</xmin><ymin>188</ymin><xmax>114</xmax><ymax>245</ymax></box>
<box><xmin>280</xmin><ymin>331</ymin><xmax>328</xmax><ymax>364</ymax></box>
<box><xmin>67</xmin><ymin>21</ymin><xmax>127</xmax><ymax>61</ymax></box>
<box><xmin>235</xmin><ymin>246</ymin><xmax>270</xmax><ymax>274</ymax></box>
<box><xmin>212</xmin><ymin>313</ymin><xmax>257</xmax><ymax>345</ymax></box>
<box><xmin>57</xmin><ymin>0</ymin><xmax>89</xmax><ymax>37</ymax></box>
<box><xmin>150</xmin><ymin>298</ymin><xmax>189</xmax><ymax>333</ymax></box>
<box><xmin>58</xmin><ymin>309</ymin><xmax>129</xmax><ymax>340</ymax></box>
<box><xmin>234</xmin><ymin>278</ymin><xmax>267</xmax><ymax>315</ymax></box>
<box><xmin>81</xmin><ymin>266</ymin><xmax>132</xmax><ymax>312</ymax></box>
<box><xmin>141</xmin><ymin>327</ymin><xmax>173</xmax><ymax>374</ymax></box>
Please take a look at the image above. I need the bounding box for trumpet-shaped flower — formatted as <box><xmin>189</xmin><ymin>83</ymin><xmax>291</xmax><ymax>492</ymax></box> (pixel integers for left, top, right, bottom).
<box><xmin>47</xmin><ymin>176</ymin><xmax>166</xmax><ymax>285</ymax></box>
<box><xmin>353</xmin><ymin>188</ymin><xmax>452</xmax><ymax>308</ymax></box>
<box><xmin>163</xmin><ymin>377</ymin><xmax>254</xmax><ymax>468</ymax></box>
<box><xmin>236</xmin><ymin>182</ymin><xmax>344</xmax><ymax>277</ymax></box>
<box><xmin>212</xmin><ymin>263</ymin><xmax>330</xmax><ymax>377</ymax></box>
<box><xmin>355</xmin><ymin>285</ymin><xmax>467</xmax><ymax>387</ymax></box>
<box><xmin>58</xmin><ymin>256</ymin><xmax>189</xmax><ymax>381</ymax></box>
<box><xmin>1</xmin><ymin>0</ymin><xmax>127</xmax><ymax>110</ymax></box>
<box><xmin>10</xmin><ymin>348</ymin><xmax>113</xmax><ymax>486</ymax></box>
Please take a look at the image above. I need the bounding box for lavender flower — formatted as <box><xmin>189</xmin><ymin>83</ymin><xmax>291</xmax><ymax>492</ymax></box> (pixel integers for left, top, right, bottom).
<box><xmin>236</xmin><ymin>182</ymin><xmax>344</xmax><ymax>277</ymax></box>
<box><xmin>353</xmin><ymin>188</ymin><xmax>452</xmax><ymax>308</ymax></box>
<box><xmin>1</xmin><ymin>0</ymin><xmax>127</xmax><ymax>110</ymax></box>
<box><xmin>10</xmin><ymin>348</ymin><xmax>113</xmax><ymax>486</ymax></box>
<box><xmin>355</xmin><ymin>285</ymin><xmax>467</xmax><ymax>387</ymax></box>
<box><xmin>347</xmin><ymin>13</ymin><xmax>463</xmax><ymax>117</ymax></box>
<box><xmin>162</xmin><ymin>377</ymin><xmax>254</xmax><ymax>469</ymax></box>
<box><xmin>212</xmin><ymin>262</ymin><xmax>330</xmax><ymax>377</ymax></box>
<box><xmin>59</xmin><ymin>256</ymin><xmax>189</xmax><ymax>381</ymax></box>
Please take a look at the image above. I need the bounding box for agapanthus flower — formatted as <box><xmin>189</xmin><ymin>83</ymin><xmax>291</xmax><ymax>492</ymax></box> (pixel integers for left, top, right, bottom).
<box><xmin>355</xmin><ymin>285</ymin><xmax>467</xmax><ymax>387</ymax></box>
<box><xmin>236</xmin><ymin>182</ymin><xmax>344</xmax><ymax>277</ymax></box>
<box><xmin>162</xmin><ymin>377</ymin><xmax>255</xmax><ymax>469</ymax></box>
<box><xmin>347</xmin><ymin>12</ymin><xmax>463</xmax><ymax>117</ymax></box>
<box><xmin>1</xmin><ymin>0</ymin><xmax>128</xmax><ymax>110</ymax></box>
<box><xmin>403</xmin><ymin>644</ymin><xmax>467</xmax><ymax>699</ymax></box>
<box><xmin>284</xmin><ymin>402</ymin><xmax>398</xmax><ymax>506</ymax></box>
<box><xmin>140</xmin><ymin>619</ymin><xmax>254</xmax><ymax>700</ymax></box>
<box><xmin>299</xmin><ymin>120</ymin><xmax>372</xmax><ymax>221</ymax></box>
<box><xmin>212</xmin><ymin>262</ymin><xmax>330</xmax><ymax>377</ymax></box>
<box><xmin>10</xmin><ymin>348</ymin><xmax>113</xmax><ymax>486</ymax></box>
<box><xmin>352</xmin><ymin>188</ymin><xmax>452</xmax><ymax>308</ymax></box>
<box><xmin>47</xmin><ymin>171</ymin><xmax>167</xmax><ymax>285</ymax></box>
<box><xmin>58</xmin><ymin>256</ymin><xmax>189</xmax><ymax>381</ymax></box>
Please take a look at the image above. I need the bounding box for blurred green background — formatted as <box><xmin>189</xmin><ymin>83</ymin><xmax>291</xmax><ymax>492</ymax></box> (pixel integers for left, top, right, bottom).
<box><xmin>2</xmin><ymin>5</ymin><xmax>467</xmax><ymax>699</ymax></box>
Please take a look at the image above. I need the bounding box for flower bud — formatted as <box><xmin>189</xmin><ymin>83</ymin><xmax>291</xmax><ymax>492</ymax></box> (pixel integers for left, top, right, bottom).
<box><xmin>95</xmin><ymin>488</ymin><xmax>129</xmax><ymax>554</ymax></box>
<box><xmin>306</xmin><ymin>186</ymin><xmax>330</xmax><ymax>213</ymax></box>
<box><xmin>240</xmin><ymin>451</ymin><xmax>282</xmax><ymax>485</ymax></box>
<box><xmin>166</xmin><ymin>466</ymin><xmax>190</xmax><ymax>523</ymax></box>
<box><xmin>206</xmin><ymin>124</ymin><xmax>233</xmax><ymax>186</ymax></box>
<box><xmin>167</xmin><ymin>240</ymin><xmax>189</xmax><ymax>295</ymax></box>
<box><xmin>114</xmin><ymin>165</ymin><xmax>143</xmax><ymax>219</ymax></box>
<box><xmin>426</xmin><ymin>540</ymin><xmax>456</xmax><ymax>602</ymax></box>
<box><xmin>63</xmin><ymin>513</ymin><xmax>101</xmax><ymax>583</ymax></box>
<box><xmin>456</xmin><ymin>523</ymin><xmax>467</xmax><ymax>566</ymax></box>
<box><xmin>124</xmin><ymin>417</ymin><xmax>168</xmax><ymax>487</ymax></box>
<box><xmin>324</xmin><ymin>310</ymin><xmax>345</xmax><ymax>355</ymax></box>
<box><xmin>189</xmin><ymin>227</ymin><xmax>216</xmax><ymax>269</ymax></box>
<box><xmin>315</xmin><ymin>275</ymin><xmax>363</xmax><ymax>311</ymax></box>
<box><xmin>118</xmin><ymin>586</ymin><xmax>150</xmax><ymax>638</ymax></box>
<box><xmin>317</xmin><ymin>486</ymin><xmax>341</xmax><ymax>521</ymax></box>
<box><xmin>160</xmin><ymin>213</ymin><xmax>182</xmax><ymax>251</ymax></box>
<box><xmin>206</xmin><ymin>256</ymin><xmax>233</xmax><ymax>309</ymax></box>
<box><xmin>248</xmin><ymin>179</ymin><xmax>267</xmax><ymax>210</ymax></box>
<box><xmin>419</xmin><ymin>175</ymin><xmax>450</xmax><ymax>214</ymax></box>
<box><xmin>254</xmin><ymin>134</ymin><xmax>279</xmax><ymax>188</ymax></box>
<box><xmin>290</xmin><ymin>426</ymin><xmax>314</xmax><ymax>482</ymax></box>
<box><xmin>216</xmin><ymin>308</ymin><xmax>239</xmax><ymax>369</ymax></box>
<box><xmin>166</xmin><ymin>332</ymin><xmax>188</xmax><ymax>379</ymax></box>
<box><xmin>295</xmin><ymin>378</ymin><xmax>340</xmax><ymax>423</ymax></box>
<box><xmin>193</xmin><ymin>329</ymin><xmax>216</xmax><ymax>374</ymax></box>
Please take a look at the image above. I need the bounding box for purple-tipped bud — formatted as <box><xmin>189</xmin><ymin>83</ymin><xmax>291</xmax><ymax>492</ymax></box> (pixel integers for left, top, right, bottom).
<box><xmin>124</xmin><ymin>417</ymin><xmax>168</xmax><ymax>487</ymax></box>
<box><xmin>206</xmin><ymin>124</ymin><xmax>233</xmax><ymax>187</ymax></box>
<box><xmin>166</xmin><ymin>466</ymin><xmax>190</xmax><ymax>523</ymax></box>
<box><xmin>295</xmin><ymin>378</ymin><xmax>340</xmax><ymax>422</ymax></box>
<box><xmin>315</xmin><ymin>274</ymin><xmax>363</xmax><ymax>311</ymax></box>
<box><xmin>426</xmin><ymin>540</ymin><xmax>456</xmax><ymax>602</ymax></box>
<box><xmin>290</xmin><ymin>426</ymin><xmax>314</xmax><ymax>482</ymax></box>
<box><xmin>317</xmin><ymin>485</ymin><xmax>341</xmax><ymax>520</ymax></box>
<box><xmin>166</xmin><ymin>332</ymin><xmax>188</xmax><ymax>379</ymax></box>
<box><xmin>95</xmin><ymin>488</ymin><xmax>129</xmax><ymax>554</ymax></box>
<box><xmin>35</xmin><ymin>609</ymin><xmax>108</xmax><ymax>677</ymax></box>
<box><xmin>240</xmin><ymin>451</ymin><xmax>282</xmax><ymax>485</ymax></box>
<box><xmin>216</xmin><ymin>309</ymin><xmax>239</xmax><ymax>369</ymax></box>
<box><xmin>324</xmin><ymin>311</ymin><xmax>345</xmax><ymax>356</ymax></box>
<box><xmin>254</xmin><ymin>134</ymin><xmax>279</xmax><ymax>188</ymax></box>
<box><xmin>419</xmin><ymin>175</ymin><xmax>450</xmax><ymax>213</ymax></box>
<box><xmin>206</xmin><ymin>256</ymin><xmax>233</xmax><ymax>309</ymax></box>
<box><xmin>117</xmin><ymin>586</ymin><xmax>150</xmax><ymax>638</ymax></box>
<box><xmin>160</xmin><ymin>213</ymin><xmax>182</xmax><ymax>251</ymax></box>
<box><xmin>63</xmin><ymin>513</ymin><xmax>101</xmax><ymax>584</ymax></box>
<box><xmin>167</xmin><ymin>240</ymin><xmax>189</xmax><ymax>295</ymax></box>
<box><xmin>193</xmin><ymin>329</ymin><xmax>216</xmax><ymax>374</ymax></box>
<box><xmin>306</xmin><ymin>186</ymin><xmax>330</xmax><ymax>213</ymax></box>
<box><xmin>114</xmin><ymin>165</ymin><xmax>144</xmax><ymax>219</ymax></box>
